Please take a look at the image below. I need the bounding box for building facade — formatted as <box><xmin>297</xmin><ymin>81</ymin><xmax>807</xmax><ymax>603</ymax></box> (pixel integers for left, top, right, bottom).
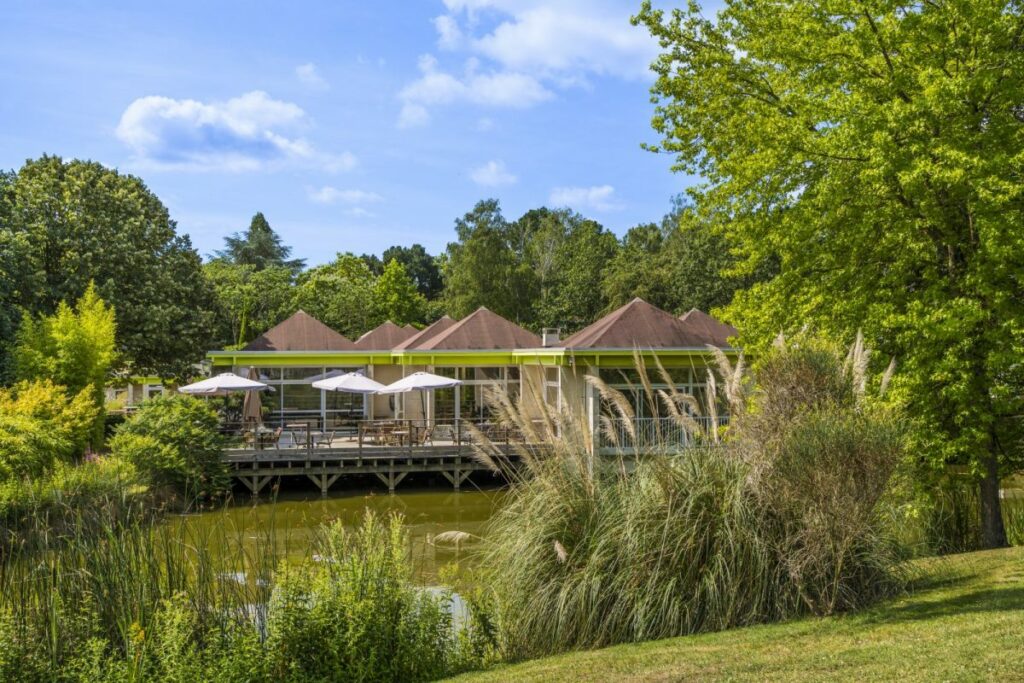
<box><xmin>205</xmin><ymin>299</ymin><xmax>739</xmax><ymax>451</ymax></box>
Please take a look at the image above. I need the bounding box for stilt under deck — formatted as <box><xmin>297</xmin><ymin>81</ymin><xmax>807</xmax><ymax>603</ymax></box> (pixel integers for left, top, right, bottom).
<box><xmin>223</xmin><ymin>444</ymin><xmax>521</xmax><ymax>496</ymax></box>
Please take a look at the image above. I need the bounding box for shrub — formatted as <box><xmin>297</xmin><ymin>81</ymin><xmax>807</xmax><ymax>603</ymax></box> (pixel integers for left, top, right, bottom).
<box><xmin>0</xmin><ymin>379</ymin><xmax>98</xmax><ymax>461</ymax></box>
<box><xmin>111</xmin><ymin>394</ymin><xmax>228</xmax><ymax>500</ymax></box>
<box><xmin>0</xmin><ymin>414</ymin><xmax>62</xmax><ymax>481</ymax></box>
<box><xmin>476</xmin><ymin>335</ymin><xmax>906</xmax><ymax>658</ymax></box>
<box><xmin>13</xmin><ymin>283</ymin><xmax>117</xmax><ymax>448</ymax></box>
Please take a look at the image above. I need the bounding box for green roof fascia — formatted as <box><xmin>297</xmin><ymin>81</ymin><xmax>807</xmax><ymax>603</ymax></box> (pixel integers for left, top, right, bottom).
<box><xmin>393</xmin><ymin>349</ymin><xmax>522</xmax><ymax>366</ymax></box>
<box><xmin>207</xmin><ymin>350</ymin><xmax>395</xmax><ymax>368</ymax></box>
<box><xmin>515</xmin><ymin>347</ymin><xmax>741</xmax><ymax>368</ymax></box>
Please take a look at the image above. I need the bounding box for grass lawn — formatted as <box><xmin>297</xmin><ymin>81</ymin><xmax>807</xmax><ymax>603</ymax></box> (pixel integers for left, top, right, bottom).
<box><xmin>449</xmin><ymin>546</ymin><xmax>1024</xmax><ymax>682</ymax></box>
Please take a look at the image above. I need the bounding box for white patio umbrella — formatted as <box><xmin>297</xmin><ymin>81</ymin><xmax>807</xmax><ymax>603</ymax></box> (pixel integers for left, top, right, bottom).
<box><xmin>312</xmin><ymin>372</ymin><xmax>385</xmax><ymax>394</ymax></box>
<box><xmin>378</xmin><ymin>371</ymin><xmax>461</xmax><ymax>394</ymax></box>
<box><xmin>378</xmin><ymin>372</ymin><xmax>461</xmax><ymax>424</ymax></box>
<box><xmin>178</xmin><ymin>372</ymin><xmax>271</xmax><ymax>397</ymax></box>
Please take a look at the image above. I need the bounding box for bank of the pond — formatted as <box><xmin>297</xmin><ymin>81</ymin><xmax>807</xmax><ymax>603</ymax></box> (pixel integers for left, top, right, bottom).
<box><xmin>171</xmin><ymin>486</ymin><xmax>509</xmax><ymax>582</ymax></box>
<box><xmin>446</xmin><ymin>546</ymin><xmax>1024</xmax><ymax>682</ymax></box>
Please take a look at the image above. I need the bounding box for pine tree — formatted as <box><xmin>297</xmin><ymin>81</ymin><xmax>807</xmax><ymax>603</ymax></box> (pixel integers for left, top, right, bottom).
<box><xmin>216</xmin><ymin>212</ymin><xmax>305</xmax><ymax>274</ymax></box>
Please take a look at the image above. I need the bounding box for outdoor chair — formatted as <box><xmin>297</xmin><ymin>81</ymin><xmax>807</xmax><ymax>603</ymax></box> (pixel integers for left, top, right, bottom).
<box><xmin>277</xmin><ymin>429</ymin><xmax>297</xmax><ymax>449</ymax></box>
<box><xmin>415</xmin><ymin>427</ymin><xmax>434</xmax><ymax>446</ymax></box>
<box><xmin>313</xmin><ymin>431</ymin><xmax>335</xmax><ymax>448</ymax></box>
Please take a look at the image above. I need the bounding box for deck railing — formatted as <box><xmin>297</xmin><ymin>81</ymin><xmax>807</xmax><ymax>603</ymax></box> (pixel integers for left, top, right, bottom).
<box><xmin>600</xmin><ymin>416</ymin><xmax>730</xmax><ymax>450</ymax></box>
<box><xmin>219</xmin><ymin>416</ymin><xmax>521</xmax><ymax>453</ymax></box>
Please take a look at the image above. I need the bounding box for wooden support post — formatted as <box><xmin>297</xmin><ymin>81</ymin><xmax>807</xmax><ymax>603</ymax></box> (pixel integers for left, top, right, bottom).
<box><xmin>374</xmin><ymin>469</ymin><xmax>408</xmax><ymax>493</ymax></box>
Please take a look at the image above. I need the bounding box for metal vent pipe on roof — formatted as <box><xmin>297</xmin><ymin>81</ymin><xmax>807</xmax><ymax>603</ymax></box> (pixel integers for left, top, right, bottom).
<box><xmin>542</xmin><ymin>328</ymin><xmax>561</xmax><ymax>347</ymax></box>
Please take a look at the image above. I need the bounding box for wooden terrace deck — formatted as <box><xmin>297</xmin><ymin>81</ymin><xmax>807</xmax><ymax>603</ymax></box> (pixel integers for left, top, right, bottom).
<box><xmin>223</xmin><ymin>441</ymin><xmax>523</xmax><ymax>495</ymax></box>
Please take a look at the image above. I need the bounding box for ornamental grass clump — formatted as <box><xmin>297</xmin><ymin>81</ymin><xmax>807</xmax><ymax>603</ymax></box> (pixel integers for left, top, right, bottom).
<box><xmin>474</xmin><ymin>334</ymin><xmax>907</xmax><ymax>658</ymax></box>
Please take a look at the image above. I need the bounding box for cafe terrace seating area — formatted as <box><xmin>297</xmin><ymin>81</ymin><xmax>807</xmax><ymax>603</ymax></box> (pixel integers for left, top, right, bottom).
<box><xmin>206</xmin><ymin>298</ymin><xmax>739</xmax><ymax>456</ymax></box>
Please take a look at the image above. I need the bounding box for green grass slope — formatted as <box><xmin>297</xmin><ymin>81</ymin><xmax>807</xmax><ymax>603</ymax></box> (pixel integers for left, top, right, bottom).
<box><xmin>450</xmin><ymin>547</ymin><xmax>1024</xmax><ymax>682</ymax></box>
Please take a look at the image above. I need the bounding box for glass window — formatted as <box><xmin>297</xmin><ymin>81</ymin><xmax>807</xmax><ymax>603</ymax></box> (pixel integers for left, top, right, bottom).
<box><xmin>507</xmin><ymin>367</ymin><xmax>521</xmax><ymax>381</ymax></box>
<box><xmin>282</xmin><ymin>367</ymin><xmax>323</xmax><ymax>381</ymax></box>
<box><xmin>326</xmin><ymin>390</ymin><xmax>363</xmax><ymax>417</ymax></box>
<box><xmin>434</xmin><ymin>387</ymin><xmax>457</xmax><ymax>420</ymax></box>
<box><xmin>473</xmin><ymin>367</ymin><xmax>503</xmax><ymax>381</ymax></box>
<box><xmin>281</xmin><ymin>383</ymin><xmax>321</xmax><ymax>413</ymax></box>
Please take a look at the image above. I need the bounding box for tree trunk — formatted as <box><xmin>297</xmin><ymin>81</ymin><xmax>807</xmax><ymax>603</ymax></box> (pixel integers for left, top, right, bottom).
<box><xmin>979</xmin><ymin>449</ymin><xmax>1008</xmax><ymax>549</ymax></box>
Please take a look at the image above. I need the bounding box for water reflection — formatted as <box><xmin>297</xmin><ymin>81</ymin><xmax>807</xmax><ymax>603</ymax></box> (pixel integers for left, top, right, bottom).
<box><xmin>172</xmin><ymin>486</ymin><xmax>508</xmax><ymax>583</ymax></box>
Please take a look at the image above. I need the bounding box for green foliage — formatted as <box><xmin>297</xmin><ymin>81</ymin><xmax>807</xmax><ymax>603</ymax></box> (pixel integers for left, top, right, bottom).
<box><xmin>14</xmin><ymin>283</ymin><xmax>115</xmax><ymax>445</ymax></box>
<box><xmin>603</xmin><ymin>199</ymin><xmax>776</xmax><ymax>315</ymax></box>
<box><xmin>215</xmin><ymin>211</ymin><xmax>305</xmax><ymax>274</ymax></box>
<box><xmin>204</xmin><ymin>261</ymin><xmax>296</xmax><ymax>347</ymax></box>
<box><xmin>0</xmin><ymin>415</ymin><xmax>62</xmax><ymax>482</ymax></box>
<box><xmin>443</xmin><ymin>199</ymin><xmax>537</xmax><ymax>322</ymax></box>
<box><xmin>372</xmin><ymin>259</ymin><xmax>428</xmax><ymax>326</ymax></box>
<box><xmin>0</xmin><ymin>380</ymin><xmax>98</xmax><ymax>464</ymax></box>
<box><xmin>111</xmin><ymin>394</ymin><xmax>228</xmax><ymax>500</ymax></box>
<box><xmin>0</xmin><ymin>508</ymin><xmax>490</xmax><ymax>682</ymax></box>
<box><xmin>524</xmin><ymin>208</ymin><xmax>619</xmax><ymax>331</ymax></box>
<box><xmin>479</xmin><ymin>338</ymin><xmax>904</xmax><ymax>658</ymax></box>
<box><xmin>293</xmin><ymin>253</ymin><xmax>378</xmax><ymax>338</ymax></box>
<box><xmin>265</xmin><ymin>511</ymin><xmax>488</xmax><ymax>682</ymax></box>
<box><xmin>382</xmin><ymin>244</ymin><xmax>443</xmax><ymax>299</ymax></box>
<box><xmin>443</xmin><ymin>201</ymin><xmax>619</xmax><ymax>329</ymax></box>
<box><xmin>0</xmin><ymin>456</ymin><xmax>144</xmax><ymax>537</ymax></box>
<box><xmin>0</xmin><ymin>155</ymin><xmax>217</xmax><ymax>379</ymax></box>
<box><xmin>635</xmin><ymin>0</ymin><xmax>1024</xmax><ymax>547</ymax></box>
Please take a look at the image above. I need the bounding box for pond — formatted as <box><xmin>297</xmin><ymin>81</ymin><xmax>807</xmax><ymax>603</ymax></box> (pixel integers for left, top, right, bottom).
<box><xmin>171</xmin><ymin>486</ymin><xmax>509</xmax><ymax>583</ymax></box>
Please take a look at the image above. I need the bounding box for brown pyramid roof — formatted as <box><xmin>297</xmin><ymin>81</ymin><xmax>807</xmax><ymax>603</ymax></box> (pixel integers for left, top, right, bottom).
<box><xmin>414</xmin><ymin>307</ymin><xmax>541</xmax><ymax>351</ymax></box>
<box><xmin>393</xmin><ymin>316</ymin><xmax>457</xmax><ymax>351</ymax></box>
<box><xmin>402</xmin><ymin>324</ymin><xmax>418</xmax><ymax>334</ymax></box>
<box><xmin>243</xmin><ymin>310</ymin><xmax>356</xmax><ymax>351</ymax></box>
<box><xmin>560</xmin><ymin>298</ymin><xmax>735</xmax><ymax>350</ymax></box>
<box><xmin>679</xmin><ymin>309</ymin><xmax>738</xmax><ymax>348</ymax></box>
<box><xmin>354</xmin><ymin>321</ymin><xmax>417</xmax><ymax>350</ymax></box>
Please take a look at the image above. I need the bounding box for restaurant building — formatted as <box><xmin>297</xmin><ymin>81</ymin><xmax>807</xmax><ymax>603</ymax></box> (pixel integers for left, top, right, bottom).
<box><xmin>203</xmin><ymin>298</ymin><xmax>738</xmax><ymax>450</ymax></box>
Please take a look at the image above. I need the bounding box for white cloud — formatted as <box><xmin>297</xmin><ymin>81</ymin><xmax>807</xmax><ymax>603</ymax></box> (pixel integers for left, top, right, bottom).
<box><xmin>433</xmin><ymin>15</ymin><xmax>463</xmax><ymax>50</ymax></box>
<box><xmin>476</xmin><ymin>116</ymin><xmax>495</xmax><ymax>131</ymax></box>
<box><xmin>398</xmin><ymin>1</ymin><xmax>655</xmax><ymax>126</ymax></box>
<box><xmin>470</xmin><ymin>159</ymin><xmax>517</xmax><ymax>186</ymax></box>
<box><xmin>296</xmin><ymin>62</ymin><xmax>329</xmax><ymax>90</ymax></box>
<box><xmin>116</xmin><ymin>90</ymin><xmax>354</xmax><ymax>172</ymax></box>
<box><xmin>397</xmin><ymin>53</ymin><xmax>551</xmax><ymax>127</ymax></box>
<box><xmin>308</xmin><ymin>186</ymin><xmax>383</xmax><ymax>205</ymax></box>
<box><xmin>549</xmin><ymin>184</ymin><xmax>621</xmax><ymax>211</ymax></box>
<box><xmin>470</xmin><ymin>4</ymin><xmax>658</xmax><ymax>80</ymax></box>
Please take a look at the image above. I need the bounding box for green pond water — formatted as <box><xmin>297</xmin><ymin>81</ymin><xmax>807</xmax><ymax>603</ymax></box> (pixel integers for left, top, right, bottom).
<box><xmin>171</xmin><ymin>486</ymin><xmax>509</xmax><ymax>583</ymax></box>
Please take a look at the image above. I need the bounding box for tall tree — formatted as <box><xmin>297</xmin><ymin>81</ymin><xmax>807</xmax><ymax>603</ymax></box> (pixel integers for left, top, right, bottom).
<box><xmin>442</xmin><ymin>200</ymin><xmax>537</xmax><ymax>322</ymax></box>
<box><xmin>0</xmin><ymin>156</ymin><xmax>216</xmax><ymax>379</ymax></box>
<box><xmin>524</xmin><ymin>209</ymin><xmax>619</xmax><ymax>331</ymax></box>
<box><xmin>604</xmin><ymin>198</ymin><xmax>776</xmax><ymax>315</ymax></box>
<box><xmin>215</xmin><ymin>212</ymin><xmax>305</xmax><ymax>274</ymax></box>
<box><xmin>602</xmin><ymin>223</ymin><xmax>670</xmax><ymax>310</ymax></box>
<box><xmin>382</xmin><ymin>244</ymin><xmax>443</xmax><ymax>300</ymax></box>
<box><xmin>204</xmin><ymin>262</ymin><xmax>297</xmax><ymax>348</ymax></box>
<box><xmin>294</xmin><ymin>253</ymin><xmax>377</xmax><ymax>338</ymax></box>
<box><xmin>637</xmin><ymin>0</ymin><xmax>1024</xmax><ymax>547</ymax></box>
<box><xmin>372</xmin><ymin>259</ymin><xmax>427</xmax><ymax>326</ymax></box>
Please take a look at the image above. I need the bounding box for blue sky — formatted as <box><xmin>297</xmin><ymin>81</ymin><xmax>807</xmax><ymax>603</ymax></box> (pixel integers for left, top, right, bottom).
<box><xmin>0</xmin><ymin>0</ymin><xmax>707</xmax><ymax>265</ymax></box>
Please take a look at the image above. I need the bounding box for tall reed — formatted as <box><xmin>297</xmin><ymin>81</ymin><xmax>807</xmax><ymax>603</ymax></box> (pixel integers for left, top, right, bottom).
<box><xmin>472</xmin><ymin>335</ymin><xmax>906</xmax><ymax>658</ymax></box>
<box><xmin>0</xmin><ymin>503</ymin><xmax>492</xmax><ymax>681</ymax></box>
